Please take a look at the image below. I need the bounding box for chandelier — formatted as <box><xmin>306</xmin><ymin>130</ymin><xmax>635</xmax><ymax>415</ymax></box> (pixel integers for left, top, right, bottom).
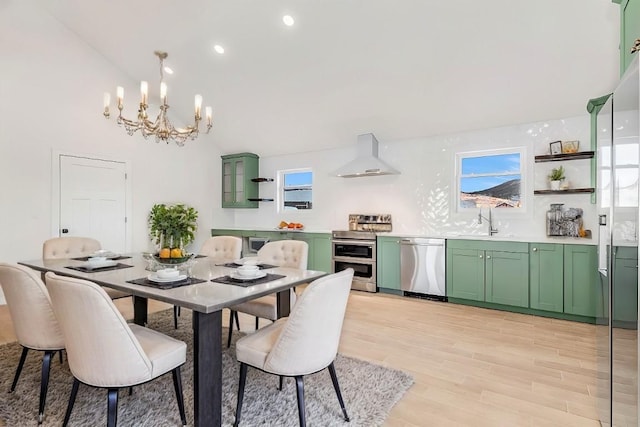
<box><xmin>103</xmin><ymin>51</ymin><xmax>212</xmax><ymax>146</ymax></box>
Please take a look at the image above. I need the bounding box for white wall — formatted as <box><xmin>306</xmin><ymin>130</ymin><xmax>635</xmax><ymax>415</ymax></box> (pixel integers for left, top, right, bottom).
<box><xmin>220</xmin><ymin>115</ymin><xmax>597</xmax><ymax>240</ymax></box>
<box><xmin>0</xmin><ymin>2</ymin><xmax>221</xmax><ymax>302</ymax></box>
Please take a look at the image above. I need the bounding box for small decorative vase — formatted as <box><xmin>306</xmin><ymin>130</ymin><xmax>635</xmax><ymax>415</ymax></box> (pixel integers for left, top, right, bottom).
<box><xmin>550</xmin><ymin>180</ymin><xmax>561</xmax><ymax>190</ymax></box>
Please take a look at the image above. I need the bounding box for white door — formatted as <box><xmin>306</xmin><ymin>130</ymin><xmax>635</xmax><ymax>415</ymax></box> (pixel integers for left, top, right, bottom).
<box><xmin>59</xmin><ymin>155</ymin><xmax>127</xmax><ymax>253</ymax></box>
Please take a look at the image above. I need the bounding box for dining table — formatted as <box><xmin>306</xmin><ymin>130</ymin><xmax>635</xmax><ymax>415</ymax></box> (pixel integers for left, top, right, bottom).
<box><xmin>18</xmin><ymin>254</ymin><xmax>326</xmax><ymax>427</ymax></box>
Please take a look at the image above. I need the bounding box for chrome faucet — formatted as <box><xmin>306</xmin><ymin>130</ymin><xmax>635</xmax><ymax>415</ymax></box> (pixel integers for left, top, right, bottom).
<box><xmin>478</xmin><ymin>207</ymin><xmax>499</xmax><ymax>236</ymax></box>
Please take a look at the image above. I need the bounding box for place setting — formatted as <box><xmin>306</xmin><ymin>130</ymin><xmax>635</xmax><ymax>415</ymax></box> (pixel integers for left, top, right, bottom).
<box><xmin>212</xmin><ymin>264</ymin><xmax>285</xmax><ymax>287</ymax></box>
<box><xmin>127</xmin><ymin>267</ymin><xmax>207</xmax><ymax>290</ymax></box>
<box><xmin>70</xmin><ymin>249</ymin><xmax>132</xmax><ymax>262</ymax></box>
<box><xmin>66</xmin><ymin>255</ymin><xmax>134</xmax><ymax>273</ymax></box>
<box><xmin>218</xmin><ymin>257</ymin><xmax>278</xmax><ymax>270</ymax></box>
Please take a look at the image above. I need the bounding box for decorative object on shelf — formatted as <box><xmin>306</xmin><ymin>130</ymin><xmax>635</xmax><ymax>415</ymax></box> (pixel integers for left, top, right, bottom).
<box><xmin>148</xmin><ymin>203</ymin><xmax>198</xmax><ymax>260</ymax></box>
<box><xmin>103</xmin><ymin>51</ymin><xmax>213</xmax><ymax>146</ymax></box>
<box><xmin>548</xmin><ymin>166</ymin><xmax>565</xmax><ymax>190</ymax></box>
<box><xmin>561</xmin><ymin>140</ymin><xmax>580</xmax><ymax>154</ymax></box>
<box><xmin>549</xmin><ymin>140</ymin><xmax>562</xmax><ymax>155</ymax></box>
<box><xmin>632</xmin><ymin>38</ymin><xmax>640</xmax><ymax>54</ymax></box>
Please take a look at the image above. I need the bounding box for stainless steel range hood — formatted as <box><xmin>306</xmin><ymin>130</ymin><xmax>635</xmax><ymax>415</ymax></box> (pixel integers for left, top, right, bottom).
<box><xmin>334</xmin><ymin>133</ymin><xmax>400</xmax><ymax>178</ymax></box>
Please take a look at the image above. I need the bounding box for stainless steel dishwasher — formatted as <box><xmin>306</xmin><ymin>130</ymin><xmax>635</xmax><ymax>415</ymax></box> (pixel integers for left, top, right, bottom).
<box><xmin>400</xmin><ymin>238</ymin><xmax>446</xmax><ymax>298</ymax></box>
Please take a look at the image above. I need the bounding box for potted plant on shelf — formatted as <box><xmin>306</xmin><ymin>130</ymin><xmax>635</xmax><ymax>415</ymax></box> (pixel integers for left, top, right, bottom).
<box><xmin>548</xmin><ymin>166</ymin><xmax>565</xmax><ymax>191</ymax></box>
<box><xmin>148</xmin><ymin>203</ymin><xmax>198</xmax><ymax>261</ymax></box>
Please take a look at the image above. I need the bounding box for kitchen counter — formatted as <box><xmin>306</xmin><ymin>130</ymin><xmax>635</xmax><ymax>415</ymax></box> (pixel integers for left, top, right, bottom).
<box><xmin>375</xmin><ymin>232</ymin><xmax>597</xmax><ymax>246</ymax></box>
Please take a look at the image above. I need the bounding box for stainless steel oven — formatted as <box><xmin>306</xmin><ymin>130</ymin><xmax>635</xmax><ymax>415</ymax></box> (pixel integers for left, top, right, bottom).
<box><xmin>332</xmin><ymin>231</ymin><xmax>377</xmax><ymax>292</ymax></box>
<box><xmin>331</xmin><ymin>214</ymin><xmax>392</xmax><ymax>293</ymax></box>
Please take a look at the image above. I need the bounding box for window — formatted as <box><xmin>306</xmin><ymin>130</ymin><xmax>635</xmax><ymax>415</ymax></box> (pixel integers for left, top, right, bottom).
<box><xmin>278</xmin><ymin>168</ymin><xmax>313</xmax><ymax>211</ymax></box>
<box><xmin>456</xmin><ymin>149</ymin><xmax>524</xmax><ymax>210</ymax></box>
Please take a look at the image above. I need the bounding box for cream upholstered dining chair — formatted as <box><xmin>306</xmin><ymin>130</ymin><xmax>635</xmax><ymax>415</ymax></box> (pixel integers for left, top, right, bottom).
<box><xmin>233</xmin><ymin>268</ymin><xmax>354</xmax><ymax>427</ymax></box>
<box><xmin>45</xmin><ymin>272</ymin><xmax>188</xmax><ymax>427</ymax></box>
<box><xmin>171</xmin><ymin>235</ymin><xmax>243</xmax><ymax>329</ymax></box>
<box><xmin>0</xmin><ymin>263</ymin><xmax>65</xmax><ymax>425</ymax></box>
<box><xmin>227</xmin><ymin>239</ymin><xmax>308</xmax><ymax>347</ymax></box>
<box><xmin>42</xmin><ymin>236</ymin><xmax>131</xmax><ymax>301</ymax></box>
<box><xmin>200</xmin><ymin>235</ymin><xmax>242</xmax><ymax>260</ymax></box>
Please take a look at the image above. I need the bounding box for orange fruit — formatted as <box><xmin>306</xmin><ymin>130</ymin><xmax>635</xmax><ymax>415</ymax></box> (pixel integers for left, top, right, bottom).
<box><xmin>170</xmin><ymin>248</ymin><xmax>183</xmax><ymax>258</ymax></box>
<box><xmin>159</xmin><ymin>248</ymin><xmax>171</xmax><ymax>258</ymax></box>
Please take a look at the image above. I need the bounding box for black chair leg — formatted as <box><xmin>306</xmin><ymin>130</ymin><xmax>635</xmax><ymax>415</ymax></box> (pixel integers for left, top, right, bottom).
<box><xmin>278</xmin><ymin>375</ymin><xmax>284</xmax><ymax>391</ymax></box>
<box><xmin>254</xmin><ymin>316</ymin><xmax>259</xmax><ymax>330</ymax></box>
<box><xmin>63</xmin><ymin>378</ymin><xmax>80</xmax><ymax>427</ymax></box>
<box><xmin>9</xmin><ymin>347</ymin><xmax>28</xmax><ymax>392</ymax></box>
<box><xmin>38</xmin><ymin>350</ymin><xmax>55</xmax><ymax>424</ymax></box>
<box><xmin>328</xmin><ymin>362</ymin><xmax>350</xmax><ymax>421</ymax></box>
<box><xmin>227</xmin><ymin>310</ymin><xmax>234</xmax><ymax>348</ymax></box>
<box><xmin>173</xmin><ymin>305</ymin><xmax>180</xmax><ymax>329</ymax></box>
<box><xmin>295</xmin><ymin>376</ymin><xmax>306</xmax><ymax>427</ymax></box>
<box><xmin>59</xmin><ymin>350</ymin><xmax>64</xmax><ymax>364</ymax></box>
<box><xmin>172</xmin><ymin>368</ymin><xmax>187</xmax><ymax>425</ymax></box>
<box><xmin>234</xmin><ymin>363</ymin><xmax>248</xmax><ymax>427</ymax></box>
<box><xmin>107</xmin><ymin>388</ymin><xmax>118</xmax><ymax>427</ymax></box>
<box><xmin>234</xmin><ymin>311</ymin><xmax>240</xmax><ymax>329</ymax></box>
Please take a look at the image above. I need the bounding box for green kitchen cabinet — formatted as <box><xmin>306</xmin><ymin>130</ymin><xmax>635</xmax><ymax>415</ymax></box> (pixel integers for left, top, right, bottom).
<box><xmin>529</xmin><ymin>243</ymin><xmax>564</xmax><ymax>313</ymax></box>
<box><xmin>210</xmin><ymin>229</ymin><xmax>248</xmax><ymax>238</ymax></box>
<box><xmin>221</xmin><ymin>153</ymin><xmax>259</xmax><ymax>208</ymax></box>
<box><xmin>377</xmin><ymin>236</ymin><xmax>401</xmax><ymax>291</ymax></box>
<box><xmin>564</xmin><ymin>244</ymin><xmax>599</xmax><ymax>317</ymax></box>
<box><xmin>620</xmin><ymin>0</ymin><xmax>640</xmax><ymax>75</ymax></box>
<box><xmin>302</xmin><ymin>233</ymin><xmax>332</xmax><ymax>273</ymax></box>
<box><xmin>447</xmin><ymin>240</ymin><xmax>529</xmax><ymax>307</ymax></box>
<box><xmin>613</xmin><ymin>246</ymin><xmax>638</xmax><ymax>327</ymax></box>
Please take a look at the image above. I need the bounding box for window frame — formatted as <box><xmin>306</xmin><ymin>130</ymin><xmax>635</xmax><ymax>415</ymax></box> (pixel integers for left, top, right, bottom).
<box><xmin>454</xmin><ymin>147</ymin><xmax>529</xmax><ymax>214</ymax></box>
<box><xmin>276</xmin><ymin>167</ymin><xmax>313</xmax><ymax>213</ymax></box>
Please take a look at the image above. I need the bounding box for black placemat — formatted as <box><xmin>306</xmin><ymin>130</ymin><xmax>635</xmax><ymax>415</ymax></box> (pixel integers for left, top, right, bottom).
<box><xmin>71</xmin><ymin>255</ymin><xmax>132</xmax><ymax>261</ymax></box>
<box><xmin>127</xmin><ymin>277</ymin><xmax>207</xmax><ymax>290</ymax></box>
<box><xmin>219</xmin><ymin>262</ymin><xmax>278</xmax><ymax>270</ymax></box>
<box><xmin>66</xmin><ymin>263</ymin><xmax>134</xmax><ymax>273</ymax></box>
<box><xmin>211</xmin><ymin>273</ymin><xmax>285</xmax><ymax>287</ymax></box>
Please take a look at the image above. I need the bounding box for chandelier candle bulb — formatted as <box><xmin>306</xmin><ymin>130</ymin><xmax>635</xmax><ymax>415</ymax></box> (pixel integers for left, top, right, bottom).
<box><xmin>206</xmin><ymin>106</ymin><xmax>212</xmax><ymax>124</ymax></box>
<box><xmin>103</xmin><ymin>92</ymin><xmax>110</xmax><ymax>108</ymax></box>
<box><xmin>140</xmin><ymin>81</ymin><xmax>148</xmax><ymax>105</ymax></box>
<box><xmin>160</xmin><ymin>82</ymin><xmax>167</xmax><ymax>104</ymax></box>
<box><xmin>195</xmin><ymin>94</ymin><xmax>202</xmax><ymax>117</ymax></box>
<box><xmin>116</xmin><ymin>86</ymin><xmax>124</xmax><ymax>109</ymax></box>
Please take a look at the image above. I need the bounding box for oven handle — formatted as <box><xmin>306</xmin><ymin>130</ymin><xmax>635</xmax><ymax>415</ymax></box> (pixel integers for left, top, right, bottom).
<box><xmin>332</xmin><ymin>255</ymin><xmax>375</xmax><ymax>264</ymax></box>
<box><xmin>332</xmin><ymin>239</ymin><xmax>376</xmax><ymax>247</ymax></box>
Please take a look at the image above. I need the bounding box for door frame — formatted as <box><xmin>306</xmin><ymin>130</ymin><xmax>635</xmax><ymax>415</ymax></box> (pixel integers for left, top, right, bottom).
<box><xmin>51</xmin><ymin>149</ymin><xmax>133</xmax><ymax>253</ymax></box>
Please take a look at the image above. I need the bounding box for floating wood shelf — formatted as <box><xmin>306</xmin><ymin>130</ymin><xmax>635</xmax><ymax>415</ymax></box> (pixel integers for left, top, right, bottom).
<box><xmin>251</xmin><ymin>178</ymin><xmax>274</xmax><ymax>182</ymax></box>
<box><xmin>247</xmin><ymin>198</ymin><xmax>274</xmax><ymax>202</ymax></box>
<box><xmin>534</xmin><ymin>188</ymin><xmax>595</xmax><ymax>195</ymax></box>
<box><xmin>534</xmin><ymin>151</ymin><xmax>595</xmax><ymax>162</ymax></box>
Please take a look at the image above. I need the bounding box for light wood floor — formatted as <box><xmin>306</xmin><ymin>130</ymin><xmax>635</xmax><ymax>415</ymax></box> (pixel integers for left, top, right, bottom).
<box><xmin>0</xmin><ymin>292</ymin><xmax>605</xmax><ymax>426</ymax></box>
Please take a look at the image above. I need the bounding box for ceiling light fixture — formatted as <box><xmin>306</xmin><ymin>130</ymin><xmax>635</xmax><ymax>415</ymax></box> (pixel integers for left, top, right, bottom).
<box><xmin>103</xmin><ymin>51</ymin><xmax>212</xmax><ymax>146</ymax></box>
<box><xmin>282</xmin><ymin>15</ymin><xmax>294</xmax><ymax>26</ymax></box>
<box><xmin>213</xmin><ymin>44</ymin><xmax>225</xmax><ymax>54</ymax></box>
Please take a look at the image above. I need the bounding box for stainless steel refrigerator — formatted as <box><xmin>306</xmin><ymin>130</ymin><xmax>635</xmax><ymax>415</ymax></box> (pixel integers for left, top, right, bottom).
<box><xmin>596</xmin><ymin>54</ymin><xmax>639</xmax><ymax>427</ymax></box>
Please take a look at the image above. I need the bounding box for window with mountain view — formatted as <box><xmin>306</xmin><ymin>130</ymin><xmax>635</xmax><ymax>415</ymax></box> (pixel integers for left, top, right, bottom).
<box><xmin>457</xmin><ymin>150</ymin><xmax>523</xmax><ymax>210</ymax></box>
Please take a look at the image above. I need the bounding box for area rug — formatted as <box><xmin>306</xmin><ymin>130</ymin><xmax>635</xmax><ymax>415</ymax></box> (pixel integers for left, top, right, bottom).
<box><xmin>0</xmin><ymin>309</ymin><xmax>413</xmax><ymax>426</ymax></box>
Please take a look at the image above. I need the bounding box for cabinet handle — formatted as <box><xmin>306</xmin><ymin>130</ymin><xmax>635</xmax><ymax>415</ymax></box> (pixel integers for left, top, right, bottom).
<box><xmin>487</xmin><ymin>255</ymin><xmax>491</xmax><ymax>259</ymax></box>
<box><xmin>532</xmin><ymin>247</ymin><xmax>537</xmax><ymax>252</ymax></box>
<box><xmin>479</xmin><ymin>255</ymin><xmax>483</xmax><ymax>259</ymax></box>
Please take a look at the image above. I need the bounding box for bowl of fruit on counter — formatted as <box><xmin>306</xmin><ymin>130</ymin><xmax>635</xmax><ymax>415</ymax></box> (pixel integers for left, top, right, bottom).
<box><xmin>152</xmin><ymin>248</ymin><xmax>195</xmax><ymax>265</ymax></box>
<box><xmin>277</xmin><ymin>221</ymin><xmax>304</xmax><ymax>231</ymax></box>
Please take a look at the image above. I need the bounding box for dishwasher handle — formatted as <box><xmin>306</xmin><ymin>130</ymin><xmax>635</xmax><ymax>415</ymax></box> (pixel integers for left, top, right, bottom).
<box><xmin>400</xmin><ymin>238</ymin><xmax>445</xmax><ymax>246</ymax></box>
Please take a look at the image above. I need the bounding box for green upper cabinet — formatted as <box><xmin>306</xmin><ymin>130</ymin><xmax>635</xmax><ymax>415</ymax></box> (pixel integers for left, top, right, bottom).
<box><xmin>529</xmin><ymin>243</ymin><xmax>564</xmax><ymax>313</ymax></box>
<box><xmin>221</xmin><ymin>153</ymin><xmax>259</xmax><ymax>208</ymax></box>
<box><xmin>377</xmin><ymin>236</ymin><xmax>401</xmax><ymax>291</ymax></box>
<box><xmin>564</xmin><ymin>244</ymin><xmax>599</xmax><ymax>317</ymax></box>
<box><xmin>620</xmin><ymin>0</ymin><xmax>640</xmax><ymax>75</ymax></box>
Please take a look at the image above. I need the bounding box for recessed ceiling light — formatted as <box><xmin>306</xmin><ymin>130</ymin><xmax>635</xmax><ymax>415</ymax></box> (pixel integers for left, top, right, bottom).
<box><xmin>282</xmin><ymin>15</ymin><xmax>294</xmax><ymax>26</ymax></box>
<box><xmin>214</xmin><ymin>45</ymin><xmax>225</xmax><ymax>54</ymax></box>
<box><xmin>163</xmin><ymin>66</ymin><xmax>174</xmax><ymax>74</ymax></box>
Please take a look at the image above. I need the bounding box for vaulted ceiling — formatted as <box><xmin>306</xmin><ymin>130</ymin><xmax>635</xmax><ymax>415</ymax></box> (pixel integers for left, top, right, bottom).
<box><xmin>36</xmin><ymin>0</ymin><xmax>621</xmax><ymax>156</ymax></box>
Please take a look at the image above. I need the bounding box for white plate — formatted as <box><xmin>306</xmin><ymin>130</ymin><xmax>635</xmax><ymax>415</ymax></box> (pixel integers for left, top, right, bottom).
<box><xmin>147</xmin><ymin>274</ymin><xmax>188</xmax><ymax>283</ymax></box>
<box><xmin>234</xmin><ymin>257</ymin><xmax>259</xmax><ymax>266</ymax></box>
<box><xmin>81</xmin><ymin>260</ymin><xmax>118</xmax><ymax>270</ymax></box>
<box><xmin>91</xmin><ymin>250</ymin><xmax>120</xmax><ymax>259</ymax></box>
<box><xmin>229</xmin><ymin>270</ymin><xmax>267</xmax><ymax>281</ymax></box>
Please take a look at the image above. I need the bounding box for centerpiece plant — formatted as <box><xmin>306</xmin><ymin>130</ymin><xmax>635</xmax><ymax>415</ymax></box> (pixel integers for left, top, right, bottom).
<box><xmin>148</xmin><ymin>203</ymin><xmax>198</xmax><ymax>259</ymax></box>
